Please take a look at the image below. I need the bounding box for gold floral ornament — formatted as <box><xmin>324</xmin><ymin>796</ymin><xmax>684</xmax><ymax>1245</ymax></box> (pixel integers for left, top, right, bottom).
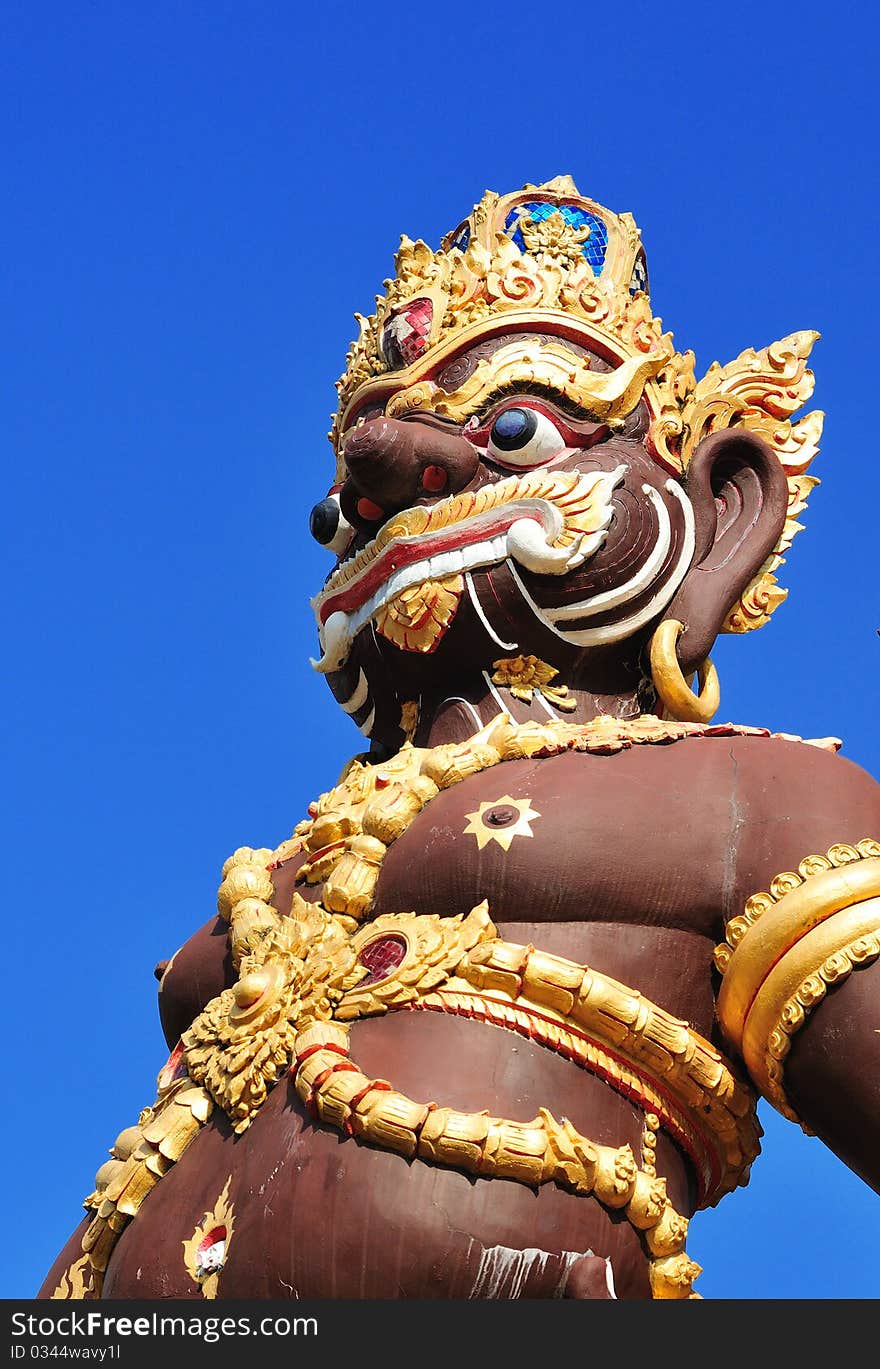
<box><xmin>464</xmin><ymin>795</ymin><xmax>541</xmax><ymax>852</ymax></box>
<box><xmin>330</xmin><ymin>176</ymin><xmax>822</xmax><ymax>638</ymax></box>
<box><xmin>49</xmin><ymin>1254</ymin><xmax>97</xmax><ymax>1300</ymax></box>
<box><xmin>374</xmin><ymin>571</ymin><xmax>464</xmax><ymax>654</ymax></box>
<box><xmin>73</xmin><ymin>1065</ymin><xmax>214</xmax><ymax>1294</ymax></box>
<box><xmin>182</xmin><ymin>1176</ymin><xmax>235</xmax><ymax>1299</ymax></box>
<box><xmin>491</xmin><ymin>654</ymin><xmax>577</xmax><ymax>711</ymax></box>
<box><xmin>182</xmin><ymin>897</ymin><xmax>362</xmax><ymax>1132</ymax></box>
<box><xmin>518</xmin><ymin>208</ymin><xmax>592</xmax><ymax>269</ymax></box>
<box><xmin>400</xmin><ymin>699</ymin><xmax>419</xmax><ymax>742</ymax></box>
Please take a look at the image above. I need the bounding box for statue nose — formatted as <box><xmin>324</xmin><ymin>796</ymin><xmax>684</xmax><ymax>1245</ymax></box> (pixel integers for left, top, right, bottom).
<box><xmin>342</xmin><ymin>417</ymin><xmax>479</xmax><ymax>513</ymax></box>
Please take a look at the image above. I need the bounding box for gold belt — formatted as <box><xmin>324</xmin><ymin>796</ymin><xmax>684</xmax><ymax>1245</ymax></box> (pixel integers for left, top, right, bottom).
<box><xmin>72</xmin><ymin>890</ymin><xmax>760</xmax><ymax>1302</ymax></box>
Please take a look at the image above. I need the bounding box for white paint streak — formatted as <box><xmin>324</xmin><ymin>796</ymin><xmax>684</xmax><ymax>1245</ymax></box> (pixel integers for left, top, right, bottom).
<box><xmin>465</xmin><ymin>571</ymin><xmax>518</xmax><ymax>650</ymax></box>
<box><xmin>440</xmin><ymin>696</ymin><xmax>484</xmax><ymax>732</ymax></box>
<box><xmin>531</xmin><ymin>688</ymin><xmax>559</xmax><ymax>719</ymax></box>
<box><xmin>481</xmin><ymin>671</ymin><xmax>512</xmax><ymax>718</ymax></box>
<box><xmin>468</xmin><ymin>1243</ymin><xmax>585</xmax><ymax>1300</ymax></box>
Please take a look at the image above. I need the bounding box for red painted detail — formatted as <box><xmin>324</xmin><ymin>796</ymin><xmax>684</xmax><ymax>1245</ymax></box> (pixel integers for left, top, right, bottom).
<box><xmin>293</xmin><ymin>1040</ymin><xmax>349</xmax><ymax>1069</ymax></box>
<box><xmin>158</xmin><ymin>1041</ymin><xmax>188</xmax><ymax>1090</ymax></box>
<box><xmin>358</xmin><ymin>934</ymin><xmax>408</xmax><ymax>986</ymax></box>
<box><xmin>311</xmin><ymin>1066</ymin><xmax>336</xmax><ymax>1092</ymax></box>
<box><xmin>421</xmin><ymin>464</ymin><xmax>448</xmax><ymax>493</ymax></box>
<box><xmin>356</xmin><ymin>497</ymin><xmax>385</xmax><ymax>521</ymax></box>
<box><xmin>310</xmin><ymin>1061</ymin><xmax>359</xmax><ymax>1092</ymax></box>
<box><xmin>198</xmin><ymin>1226</ymin><xmax>227</xmax><ymax>1255</ymax></box>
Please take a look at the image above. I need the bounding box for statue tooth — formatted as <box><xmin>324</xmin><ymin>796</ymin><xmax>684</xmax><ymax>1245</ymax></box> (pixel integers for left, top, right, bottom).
<box><xmin>310</xmin><ymin>609</ymin><xmax>352</xmax><ymax>674</ymax></box>
<box><xmin>426</xmin><ymin>550</ymin><xmax>459</xmax><ymax>579</ymax></box>
<box><xmin>385</xmin><ymin>567</ymin><xmax>409</xmax><ymax>601</ymax></box>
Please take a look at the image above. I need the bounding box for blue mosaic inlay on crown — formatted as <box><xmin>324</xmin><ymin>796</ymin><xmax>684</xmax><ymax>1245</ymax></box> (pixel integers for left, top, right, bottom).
<box><xmin>505</xmin><ymin>202</ymin><xmax>609</xmax><ymax>273</ymax></box>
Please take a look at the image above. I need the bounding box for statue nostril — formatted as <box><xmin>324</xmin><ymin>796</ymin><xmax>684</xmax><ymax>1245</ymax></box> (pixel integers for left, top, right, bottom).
<box><xmin>309</xmin><ymin>498</ymin><xmax>340</xmax><ymax>546</ymax></box>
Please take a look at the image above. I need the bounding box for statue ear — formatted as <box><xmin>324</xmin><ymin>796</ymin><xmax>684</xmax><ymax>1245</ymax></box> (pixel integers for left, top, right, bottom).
<box><xmin>665</xmin><ymin>429</ymin><xmax>789</xmax><ymax>674</ymax></box>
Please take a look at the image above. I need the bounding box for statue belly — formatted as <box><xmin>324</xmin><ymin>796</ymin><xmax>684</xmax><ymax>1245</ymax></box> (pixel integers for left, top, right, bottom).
<box><xmin>98</xmin><ymin>1011</ymin><xmax>667</xmax><ymax>1300</ymax></box>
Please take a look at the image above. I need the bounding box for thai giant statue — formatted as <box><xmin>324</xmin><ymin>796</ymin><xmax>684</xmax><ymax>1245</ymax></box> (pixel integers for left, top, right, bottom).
<box><xmin>39</xmin><ymin>176</ymin><xmax>880</xmax><ymax>1302</ymax></box>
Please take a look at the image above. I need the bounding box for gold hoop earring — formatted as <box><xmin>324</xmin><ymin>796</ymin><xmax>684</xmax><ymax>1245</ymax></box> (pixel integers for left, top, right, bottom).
<box><xmin>649</xmin><ymin>619</ymin><xmax>720</xmax><ymax>724</ymax></box>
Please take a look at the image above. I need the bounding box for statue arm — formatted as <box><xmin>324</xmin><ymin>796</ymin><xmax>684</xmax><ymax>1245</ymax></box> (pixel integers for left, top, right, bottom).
<box><xmin>715</xmin><ymin>756</ymin><xmax>880</xmax><ymax>1194</ymax></box>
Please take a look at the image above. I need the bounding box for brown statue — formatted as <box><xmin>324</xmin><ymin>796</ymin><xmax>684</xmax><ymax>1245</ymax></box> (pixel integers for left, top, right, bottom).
<box><xmin>39</xmin><ymin>177</ymin><xmax>880</xmax><ymax>1301</ymax></box>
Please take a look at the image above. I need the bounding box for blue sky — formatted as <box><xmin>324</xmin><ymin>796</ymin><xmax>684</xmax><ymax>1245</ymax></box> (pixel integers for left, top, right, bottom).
<box><xmin>5</xmin><ymin>1</ymin><xmax>879</xmax><ymax>1300</ymax></box>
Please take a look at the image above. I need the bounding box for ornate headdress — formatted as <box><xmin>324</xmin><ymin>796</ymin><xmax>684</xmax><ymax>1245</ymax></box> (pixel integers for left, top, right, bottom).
<box><xmin>332</xmin><ymin>176</ymin><xmax>822</xmax><ymax>634</ymax></box>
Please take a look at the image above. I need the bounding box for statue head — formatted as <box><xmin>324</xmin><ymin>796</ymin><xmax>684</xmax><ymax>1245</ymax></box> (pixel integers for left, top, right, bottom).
<box><xmin>309</xmin><ymin>176</ymin><xmax>822</xmax><ymax>752</ymax></box>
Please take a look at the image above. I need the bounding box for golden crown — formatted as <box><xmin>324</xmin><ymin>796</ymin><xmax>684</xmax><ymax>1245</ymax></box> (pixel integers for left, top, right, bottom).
<box><xmin>331</xmin><ymin>176</ymin><xmax>823</xmax><ymax>635</ymax></box>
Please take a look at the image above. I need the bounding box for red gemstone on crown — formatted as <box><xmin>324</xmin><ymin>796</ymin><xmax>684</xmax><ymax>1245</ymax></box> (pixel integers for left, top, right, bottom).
<box><xmin>380</xmin><ymin>298</ymin><xmax>434</xmax><ymax>369</ymax></box>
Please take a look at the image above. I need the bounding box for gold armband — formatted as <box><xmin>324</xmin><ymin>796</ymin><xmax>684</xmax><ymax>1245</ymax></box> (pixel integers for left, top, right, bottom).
<box><xmin>715</xmin><ymin>840</ymin><xmax>880</xmax><ymax>1124</ymax></box>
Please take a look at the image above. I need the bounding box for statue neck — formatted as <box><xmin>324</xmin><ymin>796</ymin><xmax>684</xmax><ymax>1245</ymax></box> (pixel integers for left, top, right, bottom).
<box><xmin>408</xmin><ymin>658</ymin><xmax>655</xmax><ymax>749</ymax></box>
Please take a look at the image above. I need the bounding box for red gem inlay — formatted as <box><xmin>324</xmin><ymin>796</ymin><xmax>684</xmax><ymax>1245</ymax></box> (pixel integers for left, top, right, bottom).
<box><xmin>381</xmin><ymin>297</ymin><xmax>434</xmax><ymax>369</ymax></box>
<box><xmin>358</xmin><ymin>934</ymin><xmax>408</xmax><ymax>986</ymax></box>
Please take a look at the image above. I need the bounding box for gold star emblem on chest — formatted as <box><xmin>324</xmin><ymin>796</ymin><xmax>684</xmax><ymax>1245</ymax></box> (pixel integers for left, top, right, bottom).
<box><xmin>463</xmin><ymin>795</ymin><xmax>541</xmax><ymax>851</ymax></box>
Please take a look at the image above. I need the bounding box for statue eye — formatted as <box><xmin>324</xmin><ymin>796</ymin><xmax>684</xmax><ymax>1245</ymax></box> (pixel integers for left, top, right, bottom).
<box><xmin>309</xmin><ymin>492</ymin><xmax>354</xmax><ymax>556</ymax></box>
<box><xmin>487</xmin><ymin>406</ymin><xmax>567</xmax><ymax>467</ymax></box>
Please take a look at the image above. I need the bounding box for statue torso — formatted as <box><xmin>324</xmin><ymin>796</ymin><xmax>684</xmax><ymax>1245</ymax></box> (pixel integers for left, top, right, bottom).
<box><xmin>45</xmin><ymin>729</ymin><xmax>879</xmax><ymax>1301</ymax></box>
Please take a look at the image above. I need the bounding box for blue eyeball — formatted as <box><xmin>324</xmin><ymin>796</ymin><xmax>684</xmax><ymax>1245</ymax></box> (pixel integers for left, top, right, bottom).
<box><xmin>487</xmin><ymin>407</ymin><xmax>566</xmax><ymax>466</ymax></box>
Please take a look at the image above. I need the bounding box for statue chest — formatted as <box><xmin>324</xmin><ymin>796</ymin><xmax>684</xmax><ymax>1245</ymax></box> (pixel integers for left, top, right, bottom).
<box><xmin>369</xmin><ymin>747</ymin><xmax>731</xmax><ymax>939</ymax></box>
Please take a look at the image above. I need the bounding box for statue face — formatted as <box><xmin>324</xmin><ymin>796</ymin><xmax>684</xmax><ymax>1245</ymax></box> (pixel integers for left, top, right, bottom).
<box><xmin>310</xmin><ymin>333</ymin><xmax>696</xmax><ymax>744</ymax></box>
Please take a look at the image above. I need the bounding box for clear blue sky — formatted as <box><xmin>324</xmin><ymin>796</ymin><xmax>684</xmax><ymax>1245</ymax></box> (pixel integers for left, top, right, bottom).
<box><xmin>5</xmin><ymin>1</ymin><xmax>879</xmax><ymax>1300</ymax></box>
